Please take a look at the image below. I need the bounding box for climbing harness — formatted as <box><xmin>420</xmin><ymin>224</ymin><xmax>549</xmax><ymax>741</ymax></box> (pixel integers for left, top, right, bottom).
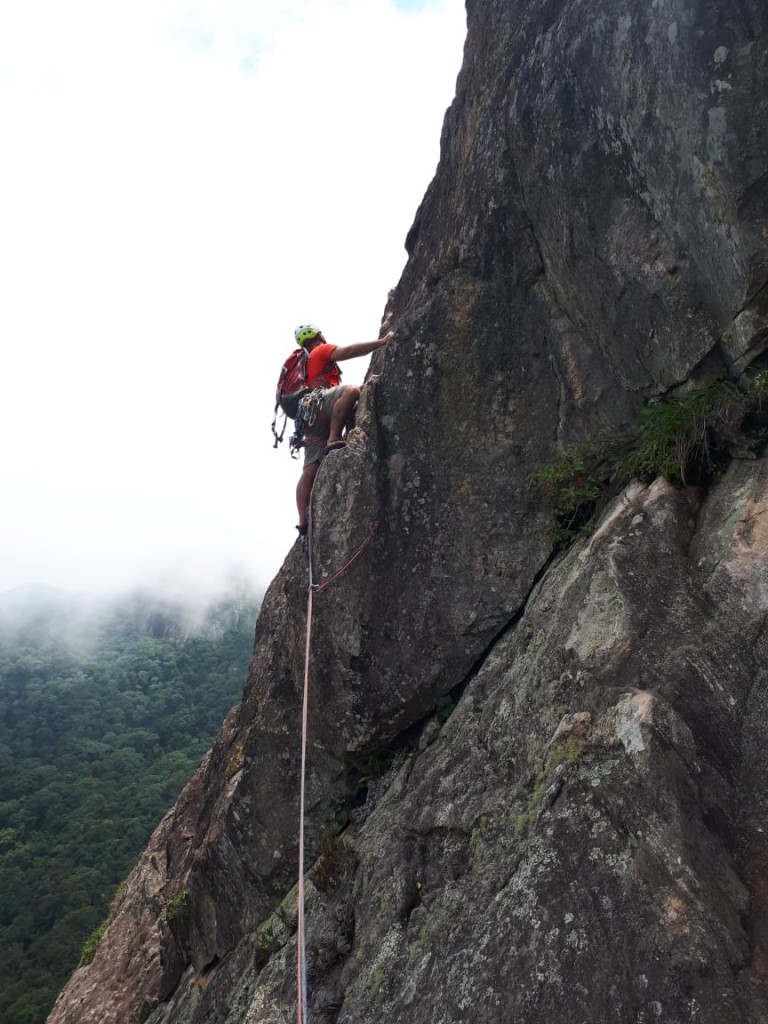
<box><xmin>273</xmin><ymin>389</ymin><xmax>324</xmax><ymax>459</ymax></box>
<box><xmin>295</xmin><ymin>490</ymin><xmax>378</xmax><ymax>1024</ymax></box>
<box><xmin>290</xmin><ymin>392</ymin><xmax>322</xmax><ymax>459</ymax></box>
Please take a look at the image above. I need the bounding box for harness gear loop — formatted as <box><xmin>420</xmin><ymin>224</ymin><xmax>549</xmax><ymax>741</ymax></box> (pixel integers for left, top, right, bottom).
<box><xmin>288</xmin><ymin>390</ymin><xmax>323</xmax><ymax>459</ymax></box>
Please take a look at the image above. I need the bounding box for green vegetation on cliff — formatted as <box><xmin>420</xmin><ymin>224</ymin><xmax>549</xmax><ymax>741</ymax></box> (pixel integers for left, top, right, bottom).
<box><xmin>532</xmin><ymin>371</ymin><xmax>768</xmax><ymax>546</ymax></box>
<box><xmin>0</xmin><ymin>589</ymin><xmax>259</xmax><ymax>1024</ymax></box>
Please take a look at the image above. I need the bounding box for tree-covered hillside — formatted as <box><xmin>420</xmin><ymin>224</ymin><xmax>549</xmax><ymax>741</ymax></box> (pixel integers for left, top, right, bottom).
<box><xmin>0</xmin><ymin>587</ymin><xmax>260</xmax><ymax>1024</ymax></box>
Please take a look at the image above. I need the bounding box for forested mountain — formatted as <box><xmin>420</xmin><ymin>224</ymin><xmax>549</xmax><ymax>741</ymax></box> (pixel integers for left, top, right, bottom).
<box><xmin>0</xmin><ymin>586</ymin><xmax>260</xmax><ymax>1024</ymax></box>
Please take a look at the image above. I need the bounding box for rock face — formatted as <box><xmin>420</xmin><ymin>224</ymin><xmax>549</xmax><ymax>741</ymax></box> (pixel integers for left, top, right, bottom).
<box><xmin>48</xmin><ymin>1</ymin><xmax>768</xmax><ymax>1023</ymax></box>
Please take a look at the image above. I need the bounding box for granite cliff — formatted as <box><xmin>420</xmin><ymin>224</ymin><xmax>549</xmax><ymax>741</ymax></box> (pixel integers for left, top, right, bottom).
<box><xmin>49</xmin><ymin>0</ymin><xmax>768</xmax><ymax>1021</ymax></box>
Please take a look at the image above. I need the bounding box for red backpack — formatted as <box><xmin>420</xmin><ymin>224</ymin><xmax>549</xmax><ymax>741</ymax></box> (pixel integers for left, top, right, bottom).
<box><xmin>276</xmin><ymin>348</ymin><xmax>309</xmax><ymax>417</ymax></box>
<box><xmin>271</xmin><ymin>348</ymin><xmax>309</xmax><ymax>450</ymax></box>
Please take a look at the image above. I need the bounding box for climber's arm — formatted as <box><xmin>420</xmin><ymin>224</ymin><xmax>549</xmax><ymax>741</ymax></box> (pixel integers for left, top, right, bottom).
<box><xmin>331</xmin><ymin>331</ymin><xmax>393</xmax><ymax>363</ymax></box>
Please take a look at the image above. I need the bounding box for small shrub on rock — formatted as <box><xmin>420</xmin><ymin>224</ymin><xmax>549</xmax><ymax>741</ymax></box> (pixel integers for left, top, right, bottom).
<box><xmin>532</xmin><ymin>373</ymin><xmax>767</xmax><ymax>546</ymax></box>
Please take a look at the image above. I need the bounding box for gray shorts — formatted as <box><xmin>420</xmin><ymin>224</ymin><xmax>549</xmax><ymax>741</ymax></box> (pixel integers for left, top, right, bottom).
<box><xmin>303</xmin><ymin>385</ymin><xmax>349</xmax><ymax>465</ymax></box>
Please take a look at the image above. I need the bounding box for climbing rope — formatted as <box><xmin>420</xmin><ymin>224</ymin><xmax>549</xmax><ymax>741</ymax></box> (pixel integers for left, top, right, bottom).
<box><xmin>314</xmin><ymin>522</ymin><xmax>379</xmax><ymax>593</ymax></box>
<box><xmin>295</xmin><ymin>500</ymin><xmax>378</xmax><ymax>1024</ymax></box>
<box><xmin>296</xmin><ymin>505</ymin><xmax>313</xmax><ymax>1024</ymax></box>
<box><xmin>294</xmin><ymin>493</ymin><xmax>378</xmax><ymax>1015</ymax></box>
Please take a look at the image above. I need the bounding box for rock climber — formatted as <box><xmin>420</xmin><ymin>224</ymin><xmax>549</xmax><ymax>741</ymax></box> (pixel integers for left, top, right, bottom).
<box><xmin>294</xmin><ymin>323</ymin><xmax>392</xmax><ymax>536</ymax></box>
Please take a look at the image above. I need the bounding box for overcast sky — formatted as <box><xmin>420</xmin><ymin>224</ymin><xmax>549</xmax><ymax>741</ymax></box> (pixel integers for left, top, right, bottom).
<box><xmin>0</xmin><ymin>0</ymin><xmax>466</xmax><ymax>598</ymax></box>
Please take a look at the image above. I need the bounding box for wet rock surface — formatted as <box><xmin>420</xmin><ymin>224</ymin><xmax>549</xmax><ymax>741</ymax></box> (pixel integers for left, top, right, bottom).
<box><xmin>48</xmin><ymin>0</ymin><xmax>768</xmax><ymax>1022</ymax></box>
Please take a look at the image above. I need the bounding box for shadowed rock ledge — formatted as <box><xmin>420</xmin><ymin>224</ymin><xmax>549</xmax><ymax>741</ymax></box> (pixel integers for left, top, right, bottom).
<box><xmin>48</xmin><ymin>1</ymin><xmax>768</xmax><ymax>1022</ymax></box>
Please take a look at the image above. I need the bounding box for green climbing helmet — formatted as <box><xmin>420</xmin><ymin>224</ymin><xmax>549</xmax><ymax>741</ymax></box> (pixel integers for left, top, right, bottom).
<box><xmin>294</xmin><ymin>324</ymin><xmax>322</xmax><ymax>347</ymax></box>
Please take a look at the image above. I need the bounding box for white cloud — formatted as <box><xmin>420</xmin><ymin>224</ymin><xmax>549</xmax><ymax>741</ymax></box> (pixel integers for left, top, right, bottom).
<box><xmin>0</xmin><ymin>0</ymin><xmax>466</xmax><ymax>594</ymax></box>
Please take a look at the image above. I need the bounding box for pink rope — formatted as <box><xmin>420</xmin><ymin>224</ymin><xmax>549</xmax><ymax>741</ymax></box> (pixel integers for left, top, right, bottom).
<box><xmin>314</xmin><ymin>523</ymin><xmax>379</xmax><ymax>593</ymax></box>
